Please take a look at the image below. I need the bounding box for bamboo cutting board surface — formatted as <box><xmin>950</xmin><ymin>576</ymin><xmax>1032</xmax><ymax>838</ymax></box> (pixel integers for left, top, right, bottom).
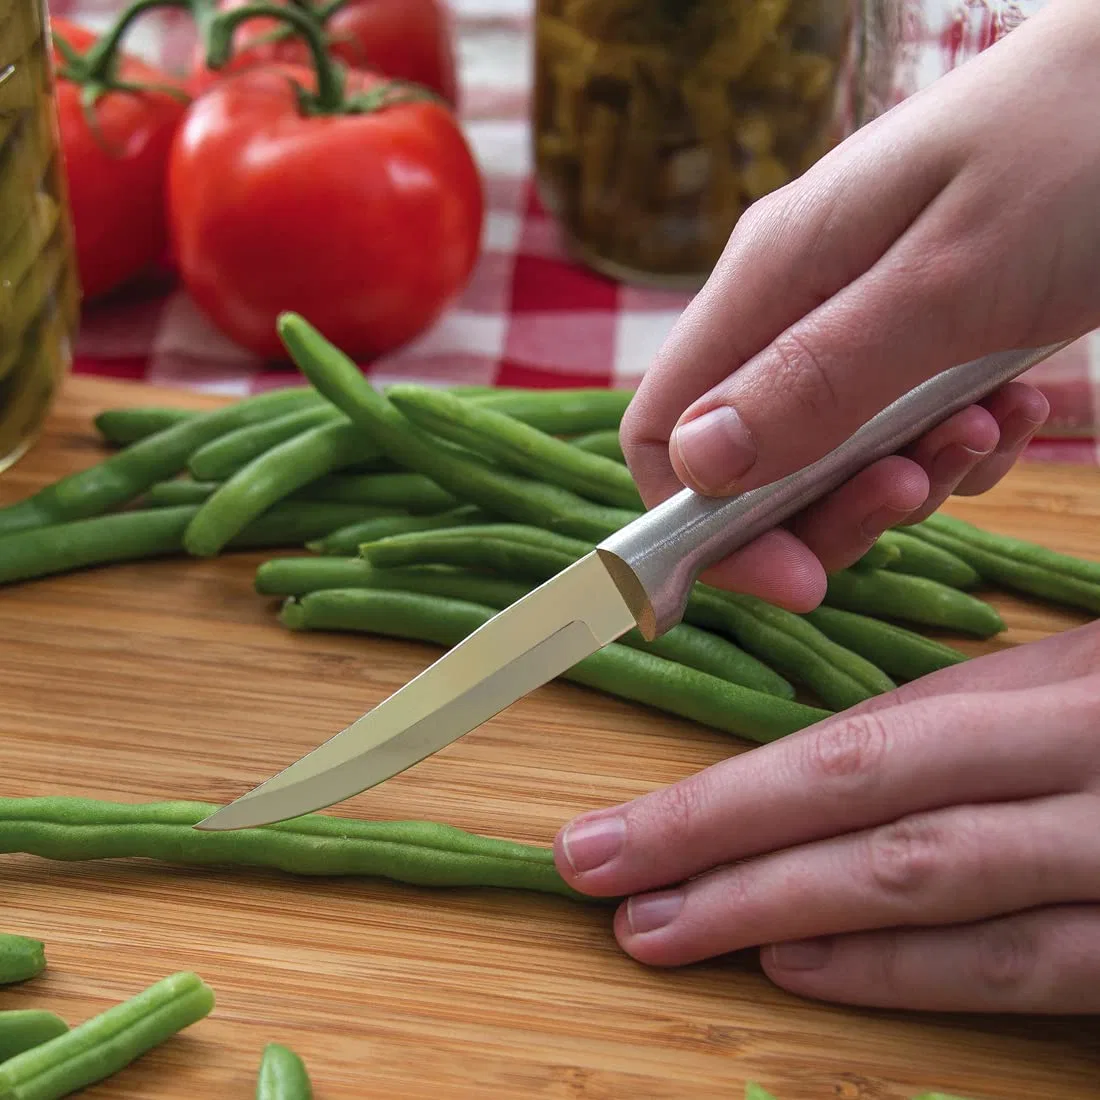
<box><xmin>0</xmin><ymin>376</ymin><xmax>1097</xmax><ymax>1100</ymax></box>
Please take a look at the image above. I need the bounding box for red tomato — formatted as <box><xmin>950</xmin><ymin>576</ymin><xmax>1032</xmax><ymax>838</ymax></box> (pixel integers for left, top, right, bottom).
<box><xmin>167</xmin><ymin>64</ymin><xmax>483</xmax><ymax>361</ymax></box>
<box><xmin>50</xmin><ymin>17</ymin><xmax>188</xmax><ymax>300</ymax></box>
<box><xmin>188</xmin><ymin>0</ymin><xmax>458</xmax><ymax>106</ymax></box>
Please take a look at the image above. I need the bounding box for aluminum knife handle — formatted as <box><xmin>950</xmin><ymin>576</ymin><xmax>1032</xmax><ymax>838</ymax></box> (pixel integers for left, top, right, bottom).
<box><xmin>598</xmin><ymin>340</ymin><xmax>1073</xmax><ymax>639</ymax></box>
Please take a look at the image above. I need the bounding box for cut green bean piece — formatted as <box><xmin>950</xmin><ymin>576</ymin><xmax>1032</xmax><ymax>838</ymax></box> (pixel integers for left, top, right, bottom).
<box><xmin>824</xmin><ymin>566</ymin><xmax>1005</xmax><ymax>638</ymax></box>
<box><xmin>745</xmin><ymin>1085</ymin><xmax>779</xmax><ymax>1100</ymax></box>
<box><xmin>911</xmin><ymin>521</ymin><xmax>1100</xmax><ymax>615</ymax></box>
<box><xmin>283</xmin><ymin>590</ymin><xmax>831</xmax><ymax>742</ymax></box>
<box><xmin>389</xmin><ymin>384</ymin><xmax>643</xmax><ymax>509</ymax></box>
<box><xmin>188</xmin><ymin>405</ymin><xmax>341</xmax><ymax>481</ymax></box>
<box><xmin>804</xmin><ymin>605</ymin><xmax>967</xmax><ymax>682</ymax></box>
<box><xmin>0</xmin><ymin>1011</ymin><xmax>69</xmax><ymax>1062</ymax></box>
<box><xmin>0</xmin><ymin>388</ymin><xmax>319</xmax><ymax>537</ymax></box>
<box><xmin>0</xmin><ymin>934</ymin><xmax>45</xmax><ymax>985</ymax></box>
<box><xmin>0</xmin><ymin>971</ymin><xmax>213</xmax><ymax>1100</ymax></box>
<box><xmin>570</xmin><ymin>430</ymin><xmax>624</xmax><ymax>463</ymax></box>
<box><xmin>0</xmin><ymin>503</ymin><xmax>387</xmax><ymax>586</ymax></box>
<box><xmin>93</xmin><ymin>407</ymin><xmax>194</xmax><ymax>446</ymax></box>
<box><xmin>306</xmin><ymin>506</ymin><xmax>490</xmax><ymax>555</ymax></box>
<box><xmin>256</xmin><ymin>1042</ymin><xmax>312</xmax><ymax>1100</ymax></box>
<box><xmin>878</xmin><ymin>528</ymin><xmax>979</xmax><ymax>589</ymax></box>
<box><xmin>277</xmin><ymin>313</ymin><xmax>637</xmax><ymax>542</ymax></box>
<box><xmin>856</xmin><ymin>538</ymin><xmax>902</xmax><ymax>570</ymax></box>
<box><xmin>0</xmin><ymin>797</ymin><xmax>583</xmax><ymax>899</ymax></box>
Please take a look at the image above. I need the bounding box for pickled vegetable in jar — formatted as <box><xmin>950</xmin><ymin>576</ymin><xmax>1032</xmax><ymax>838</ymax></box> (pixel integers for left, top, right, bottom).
<box><xmin>533</xmin><ymin>0</ymin><xmax>857</xmax><ymax>289</ymax></box>
<box><xmin>0</xmin><ymin>0</ymin><xmax>80</xmax><ymax>472</ymax></box>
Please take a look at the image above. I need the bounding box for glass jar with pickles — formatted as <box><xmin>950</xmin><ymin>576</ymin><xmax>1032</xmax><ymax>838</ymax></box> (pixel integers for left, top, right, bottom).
<box><xmin>0</xmin><ymin>0</ymin><xmax>80</xmax><ymax>472</ymax></box>
<box><xmin>532</xmin><ymin>0</ymin><xmax>859</xmax><ymax>289</ymax></box>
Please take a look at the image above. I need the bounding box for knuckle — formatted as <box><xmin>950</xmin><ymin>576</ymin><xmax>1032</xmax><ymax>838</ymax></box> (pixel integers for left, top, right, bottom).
<box><xmin>972</xmin><ymin>917</ymin><xmax>1038</xmax><ymax>996</ymax></box>
<box><xmin>865</xmin><ymin>813</ymin><xmax>946</xmax><ymax>899</ymax></box>
<box><xmin>807</xmin><ymin>712</ymin><xmax>889</xmax><ymax>796</ymax></box>
<box><xmin>766</xmin><ymin>327</ymin><xmax>841</xmax><ymax>423</ymax></box>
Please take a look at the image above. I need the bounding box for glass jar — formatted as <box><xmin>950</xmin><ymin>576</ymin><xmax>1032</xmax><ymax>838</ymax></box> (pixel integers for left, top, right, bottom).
<box><xmin>532</xmin><ymin>1</ymin><xmax>859</xmax><ymax>290</ymax></box>
<box><xmin>0</xmin><ymin>0</ymin><xmax>80</xmax><ymax>473</ymax></box>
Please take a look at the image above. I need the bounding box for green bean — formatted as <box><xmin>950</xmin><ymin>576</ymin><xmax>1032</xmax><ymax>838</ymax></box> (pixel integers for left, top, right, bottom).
<box><xmin>283</xmin><ymin>590</ymin><xmax>832</xmax><ymax>742</ymax></box>
<box><xmin>804</xmin><ymin>605</ymin><xmax>967</xmax><ymax>682</ymax></box>
<box><xmin>877</xmin><ymin>528</ymin><xmax>979</xmax><ymax>589</ymax></box>
<box><xmin>0</xmin><ymin>388</ymin><xmax>318</xmax><ymax>537</ymax></box>
<box><xmin>388</xmin><ymin>385</ymin><xmax>643</xmax><ymax>509</ymax></box>
<box><xmin>745</xmin><ymin>1086</ymin><xmax>778</xmax><ymax>1100</ymax></box>
<box><xmin>0</xmin><ymin>1012</ymin><xmax>69</xmax><ymax>1062</ymax></box>
<box><xmin>0</xmin><ymin>934</ymin><xmax>45</xmax><ymax>985</ymax></box>
<box><xmin>922</xmin><ymin>511</ymin><xmax>1100</xmax><ymax>586</ymax></box>
<box><xmin>824</xmin><ymin>566</ymin><xmax>1005</xmax><ymax>638</ymax></box>
<box><xmin>0</xmin><ymin>797</ymin><xmax>582</xmax><ymax>898</ymax></box>
<box><xmin>257</xmin><ymin>1042</ymin><xmax>312</xmax><ymax>1100</ymax></box>
<box><xmin>0</xmin><ymin>503</ymin><xmax>386</xmax><ymax>586</ymax></box>
<box><xmin>188</xmin><ymin>405</ymin><xmax>341</xmax><ymax>481</ymax></box>
<box><xmin>260</xmin><ymin>556</ymin><xmax>792</xmax><ymax>694</ymax></box>
<box><xmin>855</xmin><ymin>538</ymin><xmax>901</xmax><ymax>570</ymax></box>
<box><xmin>359</xmin><ymin>529</ymin><xmax>885</xmax><ymax>708</ymax></box>
<box><xmin>305</xmin><ymin>473</ymin><xmax>457</xmax><ymax>512</ymax></box>
<box><xmin>570</xmin><ymin>429</ymin><xmax>624</xmax><ymax>463</ymax></box>
<box><xmin>277</xmin><ymin>313</ymin><xmax>637</xmax><ymax>542</ymax></box>
<box><xmin>0</xmin><ymin>971</ymin><xmax>213</xmax><ymax>1100</ymax></box>
<box><xmin>93</xmin><ymin>407</ymin><xmax>194</xmax><ymax>446</ymax></box>
<box><xmin>143</xmin><ymin>480</ymin><xmax>223</xmax><ymax>507</ymax></box>
<box><xmin>306</xmin><ymin>505</ymin><xmax>491</xmax><ymax>555</ymax></box>
<box><xmin>910</xmin><ymin>525</ymin><xmax>1100</xmax><ymax>615</ymax></box>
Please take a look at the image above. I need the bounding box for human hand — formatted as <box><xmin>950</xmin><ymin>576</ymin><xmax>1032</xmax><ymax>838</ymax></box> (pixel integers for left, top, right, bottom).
<box><xmin>621</xmin><ymin>0</ymin><xmax>1100</xmax><ymax>611</ymax></box>
<box><xmin>552</xmin><ymin>621</ymin><xmax>1100</xmax><ymax>1014</ymax></box>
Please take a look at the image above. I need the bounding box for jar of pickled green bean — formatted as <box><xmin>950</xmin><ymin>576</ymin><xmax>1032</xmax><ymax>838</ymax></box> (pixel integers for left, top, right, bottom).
<box><xmin>532</xmin><ymin>0</ymin><xmax>859</xmax><ymax>289</ymax></box>
<box><xmin>0</xmin><ymin>0</ymin><xmax>80</xmax><ymax>472</ymax></box>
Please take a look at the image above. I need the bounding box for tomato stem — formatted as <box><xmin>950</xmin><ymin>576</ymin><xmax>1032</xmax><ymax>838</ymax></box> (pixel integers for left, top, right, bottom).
<box><xmin>73</xmin><ymin>0</ymin><xmax>191</xmax><ymax>87</ymax></box>
<box><xmin>207</xmin><ymin>2</ymin><xmax>346</xmax><ymax>112</ymax></box>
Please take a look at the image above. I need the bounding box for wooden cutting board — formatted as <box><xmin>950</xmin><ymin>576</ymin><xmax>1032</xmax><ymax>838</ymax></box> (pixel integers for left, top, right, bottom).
<box><xmin>0</xmin><ymin>376</ymin><xmax>1097</xmax><ymax>1100</ymax></box>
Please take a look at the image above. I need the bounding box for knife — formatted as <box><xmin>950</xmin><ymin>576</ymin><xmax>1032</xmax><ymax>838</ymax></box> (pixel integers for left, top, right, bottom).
<box><xmin>195</xmin><ymin>339</ymin><xmax>1071</xmax><ymax>832</ymax></box>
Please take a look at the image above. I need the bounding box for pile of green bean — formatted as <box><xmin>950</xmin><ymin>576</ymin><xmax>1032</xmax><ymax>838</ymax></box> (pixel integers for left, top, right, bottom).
<box><xmin>1</xmin><ymin>309</ymin><xmax>1097</xmax><ymax>741</ymax></box>
<box><xmin>0</xmin><ymin>919</ymin><xmax>317</xmax><ymax>1098</ymax></box>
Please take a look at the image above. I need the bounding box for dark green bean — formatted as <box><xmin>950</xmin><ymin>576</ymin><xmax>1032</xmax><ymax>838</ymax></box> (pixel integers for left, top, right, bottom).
<box><xmin>909</xmin><ymin>524</ymin><xmax>1100</xmax><ymax>615</ymax></box>
<box><xmin>0</xmin><ymin>1011</ymin><xmax>69</xmax><ymax>1062</ymax></box>
<box><xmin>188</xmin><ymin>405</ymin><xmax>341</xmax><ymax>481</ymax></box>
<box><xmin>388</xmin><ymin>385</ymin><xmax>643</xmax><ymax>509</ymax></box>
<box><xmin>855</xmin><ymin>538</ymin><xmax>901</xmax><ymax>570</ymax></box>
<box><xmin>804</xmin><ymin>605</ymin><xmax>967</xmax><ymax>681</ymax></box>
<box><xmin>304</xmin><ymin>473</ymin><xmax>457</xmax><ymax>512</ymax></box>
<box><xmin>143</xmin><ymin>480</ymin><xmax>223</xmax><ymax>507</ymax></box>
<box><xmin>358</xmin><ymin>528</ymin><xmax>887</xmax><ymax>708</ymax></box>
<box><xmin>0</xmin><ymin>971</ymin><xmax>213</xmax><ymax>1100</ymax></box>
<box><xmin>0</xmin><ymin>797</ymin><xmax>583</xmax><ymax>899</ymax></box>
<box><xmin>93</xmin><ymin>407</ymin><xmax>194</xmax><ymax>446</ymax></box>
<box><xmin>259</xmin><ymin>556</ymin><xmax>792</xmax><ymax>694</ymax></box>
<box><xmin>0</xmin><ymin>933</ymin><xmax>45</xmax><ymax>985</ymax></box>
<box><xmin>0</xmin><ymin>503</ymin><xmax>386</xmax><ymax>586</ymax></box>
<box><xmin>824</xmin><ymin>566</ymin><xmax>1005</xmax><ymax>638</ymax></box>
<box><xmin>306</xmin><ymin>506</ymin><xmax>490</xmax><ymax>555</ymax></box>
<box><xmin>877</xmin><ymin>528</ymin><xmax>979</xmax><ymax>589</ymax></box>
<box><xmin>0</xmin><ymin>388</ymin><xmax>317</xmax><ymax>537</ymax></box>
<box><xmin>277</xmin><ymin>313</ymin><xmax>637</xmax><ymax>542</ymax></box>
<box><xmin>922</xmin><ymin>511</ymin><xmax>1100</xmax><ymax>586</ymax></box>
<box><xmin>569</xmin><ymin>430</ymin><xmax>624</xmax><ymax>463</ymax></box>
<box><xmin>257</xmin><ymin>1042</ymin><xmax>312</xmax><ymax>1100</ymax></box>
<box><xmin>283</xmin><ymin>590</ymin><xmax>832</xmax><ymax>742</ymax></box>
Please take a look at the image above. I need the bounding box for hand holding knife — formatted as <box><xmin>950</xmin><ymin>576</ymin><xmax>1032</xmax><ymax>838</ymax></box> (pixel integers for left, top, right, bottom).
<box><xmin>195</xmin><ymin>337</ymin><xmax>1069</xmax><ymax>833</ymax></box>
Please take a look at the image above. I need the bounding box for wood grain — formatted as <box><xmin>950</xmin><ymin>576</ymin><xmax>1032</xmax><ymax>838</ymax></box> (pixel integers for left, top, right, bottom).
<box><xmin>0</xmin><ymin>376</ymin><xmax>1097</xmax><ymax>1100</ymax></box>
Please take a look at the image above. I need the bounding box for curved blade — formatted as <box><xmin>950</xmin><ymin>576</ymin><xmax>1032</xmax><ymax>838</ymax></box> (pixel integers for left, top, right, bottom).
<box><xmin>195</xmin><ymin>553</ymin><xmax>638</xmax><ymax>830</ymax></box>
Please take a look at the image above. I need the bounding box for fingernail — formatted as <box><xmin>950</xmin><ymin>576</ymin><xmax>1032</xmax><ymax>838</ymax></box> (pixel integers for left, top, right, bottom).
<box><xmin>997</xmin><ymin>408</ymin><xmax>1045</xmax><ymax>452</ymax></box>
<box><xmin>769</xmin><ymin>937</ymin><xmax>833</xmax><ymax>971</ymax></box>
<box><xmin>626</xmin><ymin>889</ymin><xmax>684</xmax><ymax>935</ymax></box>
<box><xmin>859</xmin><ymin>504</ymin><xmax>909</xmax><ymax>540</ymax></box>
<box><xmin>560</xmin><ymin>814</ymin><xmax>626</xmax><ymax>874</ymax></box>
<box><xmin>928</xmin><ymin>443</ymin><xmax>991</xmax><ymax>486</ymax></box>
<box><xmin>671</xmin><ymin>406</ymin><xmax>756</xmax><ymax>494</ymax></box>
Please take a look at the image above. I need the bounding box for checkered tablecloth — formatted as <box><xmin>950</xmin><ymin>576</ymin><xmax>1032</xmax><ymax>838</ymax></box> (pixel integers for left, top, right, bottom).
<box><xmin>48</xmin><ymin>0</ymin><xmax>1100</xmax><ymax>464</ymax></box>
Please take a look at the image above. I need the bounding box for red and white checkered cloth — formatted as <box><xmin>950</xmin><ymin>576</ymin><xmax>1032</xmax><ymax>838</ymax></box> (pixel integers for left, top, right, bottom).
<box><xmin>49</xmin><ymin>0</ymin><xmax>1100</xmax><ymax>464</ymax></box>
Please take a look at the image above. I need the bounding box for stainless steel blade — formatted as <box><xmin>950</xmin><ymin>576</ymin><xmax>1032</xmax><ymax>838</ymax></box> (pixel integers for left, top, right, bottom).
<box><xmin>195</xmin><ymin>552</ymin><xmax>639</xmax><ymax>830</ymax></box>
